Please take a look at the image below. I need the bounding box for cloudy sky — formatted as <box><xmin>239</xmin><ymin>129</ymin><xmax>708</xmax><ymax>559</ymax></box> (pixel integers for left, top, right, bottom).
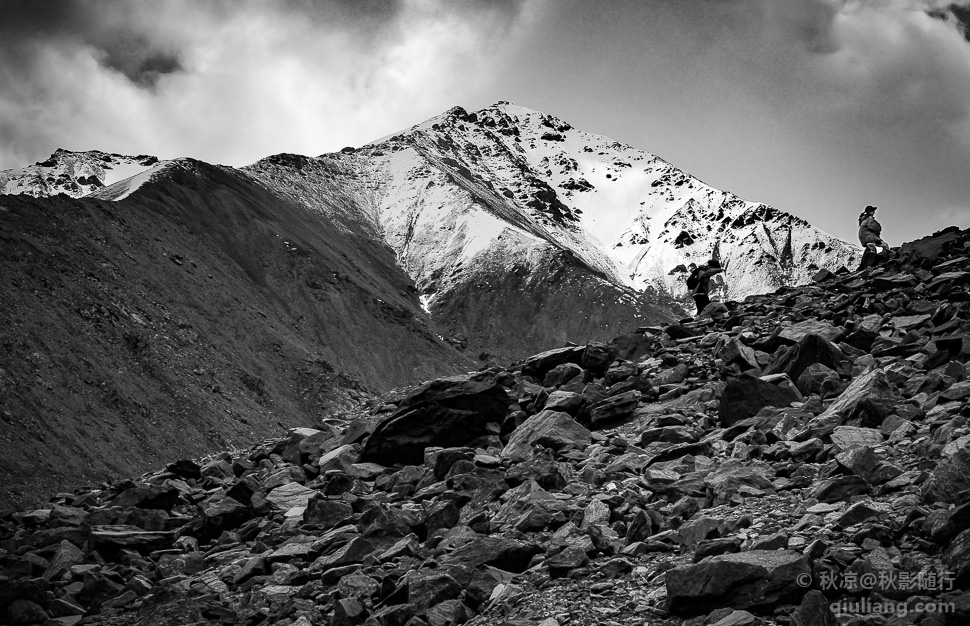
<box><xmin>2</xmin><ymin>0</ymin><xmax>969</xmax><ymax>243</ymax></box>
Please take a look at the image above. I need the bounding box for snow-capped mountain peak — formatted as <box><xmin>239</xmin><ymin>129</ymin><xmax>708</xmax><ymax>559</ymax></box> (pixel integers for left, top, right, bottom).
<box><xmin>349</xmin><ymin>101</ymin><xmax>859</xmax><ymax>302</ymax></box>
<box><xmin>2</xmin><ymin>102</ymin><xmax>860</xmax><ymax>358</ymax></box>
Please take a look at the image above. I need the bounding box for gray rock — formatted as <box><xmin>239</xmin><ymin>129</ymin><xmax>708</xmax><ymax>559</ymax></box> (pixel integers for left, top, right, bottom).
<box><xmin>521</xmin><ymin>346</ymin><xmax>586</xmax><ymax>380</ymax></box>
<box><xmin>796</xmin><ymin>363</ymin><xmax>842</xmax><ymax>397</ymax></box>
<box><xmin>303</xmin><ymin>497</ymin><xmax>353</xmax><ymax>529</ymax></box>
<box><xmin>589</xmin><ymin>390</ymin><xmax>642</xmax><ymax>426</ymax></box>
<box><xmin>791</xmin><ymin>590</ymin><xmax>837</xmax><ymax>626</ymax></box>
<box><xmin>440</xmin><ymin>534</ymin><xmax>537</xmax><ymax>573</ymax></box>
<box><xmin>779</xmin><ymin>320</ymin><xmax>845</xmax><ymax>344</ymax></box>
<box><xmin>924</xmin><ymin>448</ymin><xmax>970</xmax><ymax>504</ymax></box>
<box><xmin>808</xmin><ymin>475</ymin><xmax>870</xmax><ymax>503</ymax></box>
<box><xmin>803</xmin><ymin>368</ymin><xmax>900</xmax><ymax>438</ymax></box>
<box><xmin>406</xmin><ymin>570</ymin><xmax>462</xmax><ymax>613</ymax></box>
<box><xmin>265</xmin><ymin>482</ymin><xmax>315</xmax><ymax>513</ymax></box>
<box><xmin>359</xmin><ymin>375</ymin><xmax>512</xmax><ymax>465</ymax></box>
<box><xmin>543</xmin><ymin>362</ymin><xmax>584</xmax><ymax>387</ymax></box>
<box><xmin>709</xmin><ymin>609</ymin><xmax>763</xmax><ymax>626</ymax></box>
<box><xmin>944</xmin><ymin>528</ymin><xmax>970</xmax><ymax>588</ymax></box>
<box><xmin>546</xmin><ymin>546</ymin><xmax>589</xmax><ymax>578</ymax></box>
<box><xmin>831</xmin><ymin>425</ymin><xmax>884</xmax><ymax>452</ymax></box>
<box><xmin>666</xmin><ymin>550</ymin><xmax>810</xmax><ymax>614</ymax></box>
<box><xmin>501</xmin><ymin>410</ymin><xmax>591</xmax><ymax>461</ymax></box>
<box><xmin>312</xmin><ymin>536</ymin><xmax>374</xmax><ymax>572</ymax></box>
<box><xmin>719</xmin><ymin>375</ymin><xmax>801</xmax><ymax>427</ymax></box>
<box><xmin>765</xmin><ymin>333</ymin><xmax>846</xmax><ymax>385</ymax></box>
<box><xmin>717</xmin><ymin>338</ymin><xmax>759</xmax><ymax>371</ymax></box>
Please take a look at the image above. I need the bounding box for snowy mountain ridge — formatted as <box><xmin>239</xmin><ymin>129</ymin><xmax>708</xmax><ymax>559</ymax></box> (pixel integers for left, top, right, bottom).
<box><xmin>324</xmin><ymin>101</ymin><xmax>859</xmax><ymax>305</ymax></box>
<box><xmin>0</xmin><ymin>149</ymin><xmax>159</xmax><ymax>198</ymax></box>
<box><xmin>2</xmin><ymin>102</ymin><xmax>860</xmax><ymax>320</ymax></box>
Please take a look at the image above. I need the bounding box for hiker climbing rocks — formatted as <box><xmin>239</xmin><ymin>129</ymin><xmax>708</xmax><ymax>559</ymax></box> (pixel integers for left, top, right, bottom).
<box><xmin>858</xmin><ymin>205</ymin><xmax>892</xmax><ymax>269</ymax></box>
<box><xmin>858</xmin><ymin>205</ymin><xmax>889</xmax><ymax>252</ymax></box>
<box><xmin>687</xmin><ymin>259</ymin><xmax>723</xmax><ymax>315</ymax></box>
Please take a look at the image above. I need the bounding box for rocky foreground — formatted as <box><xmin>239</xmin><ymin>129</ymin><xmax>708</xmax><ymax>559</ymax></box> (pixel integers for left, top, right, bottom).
<box><xmin>2</xmin><ymin>226</ymin><xmax>970</xmax><ymax>626</ymax></box>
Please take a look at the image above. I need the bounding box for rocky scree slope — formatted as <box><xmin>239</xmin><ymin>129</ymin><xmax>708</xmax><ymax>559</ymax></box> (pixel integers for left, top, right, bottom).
<box><xmin>0</xmin><ymin>158</ymin><xmax>474</xmax><ymax>508</ymax></box>
<box><xmin>3</xmin><ymin>226</ymin><xmax>970</xmax><ymax>626</ymax></box>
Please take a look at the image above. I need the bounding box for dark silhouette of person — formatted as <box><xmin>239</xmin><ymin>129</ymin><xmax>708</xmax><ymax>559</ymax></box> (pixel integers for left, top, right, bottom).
<box><xmin>688</xmin><ymin>259</ymin><xmax>722</xmax><ymax>315</ymax></box>
<box><xmin>858</xmin><ymin>205</ymin><xmax>889</xmax><ymax>252</ymax></box>
<box><xmin>857</xmin><ymin>205</ymin><xmax>892</xmax><ymax>270</ymax></box>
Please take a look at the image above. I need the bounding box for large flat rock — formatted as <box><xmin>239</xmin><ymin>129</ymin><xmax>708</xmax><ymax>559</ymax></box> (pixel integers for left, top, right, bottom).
<box><xmin>666</xmin><ymin>550</ymin><xmax>810</xmax><ymax>614</ymax></box>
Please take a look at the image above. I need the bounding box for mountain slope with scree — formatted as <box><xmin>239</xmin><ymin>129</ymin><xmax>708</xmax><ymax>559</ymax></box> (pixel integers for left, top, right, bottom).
<box><xmin>2</xmin><ymin>226</ymin><xmax>968</xmax><ymax>626</ymax></box>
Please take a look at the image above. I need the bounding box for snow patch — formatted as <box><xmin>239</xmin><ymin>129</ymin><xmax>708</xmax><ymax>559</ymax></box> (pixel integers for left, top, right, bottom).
<box><xmin>91</xmin><ymin>161</ymin><xmax>173</xmax><ymax>201</ymax></box>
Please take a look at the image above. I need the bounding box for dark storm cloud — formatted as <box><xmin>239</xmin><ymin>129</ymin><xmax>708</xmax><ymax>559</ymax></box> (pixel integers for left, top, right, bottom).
<box><xmin>927</xmin><ymin>2</ymin><xmax>970</xmax><ymax>40</ymax></box>
<box><xmin>96</xmin><ymin>33</ymin><xmax>182</xmax><ymax>89</ymax></box>
<box><xmin>0</xmin><ymin>0</ymin><xmax>184</xmax><ymax>89</ymax></box>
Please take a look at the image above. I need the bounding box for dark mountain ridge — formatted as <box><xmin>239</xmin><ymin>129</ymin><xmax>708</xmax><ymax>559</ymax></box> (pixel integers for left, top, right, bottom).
<box><xmin>0</xmin><ymin>159</ymin><xmax>474</xmax><ymax>506</ymax></box>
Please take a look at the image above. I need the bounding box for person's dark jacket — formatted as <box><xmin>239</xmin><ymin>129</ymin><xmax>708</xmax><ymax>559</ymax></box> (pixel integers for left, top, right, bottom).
<box><xmin>858</xmin><ymin>215</ymin><xmax>884</xmax><ymax>247</ymax></box>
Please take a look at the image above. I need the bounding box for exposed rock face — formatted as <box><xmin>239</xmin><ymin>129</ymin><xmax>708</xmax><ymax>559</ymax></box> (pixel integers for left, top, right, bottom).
<box><xmin>0</xmin><ymin>161</ymin><xmax>475</xmax><ymax>506</ymax></box>
<box><xmin>1</xmin><ymin>225</ymin><xmax>969</xmax><ymax>625</ymax></box>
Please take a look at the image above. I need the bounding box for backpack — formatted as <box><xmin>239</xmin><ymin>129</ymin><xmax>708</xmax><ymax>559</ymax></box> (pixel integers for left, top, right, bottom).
<box><xmin>686</xmin><ymin>268</ymin><xmax>699</xmax><ymax>290</ymax></box>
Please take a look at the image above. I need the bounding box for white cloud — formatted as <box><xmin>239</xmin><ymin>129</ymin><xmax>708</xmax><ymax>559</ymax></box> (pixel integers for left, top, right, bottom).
<box><xmin>0</xmin><ymin>0</ymin><xmax>535</xmax><ymax>169</ymax></box>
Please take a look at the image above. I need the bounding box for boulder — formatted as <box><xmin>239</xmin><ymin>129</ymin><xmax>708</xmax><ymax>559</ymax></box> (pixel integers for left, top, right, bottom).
<box><xmin>778</xmin><ymin>320</ymin><xmax>844</xmax><ymax>344</ymax></box>
<box><xmin>608</xmin><ymin>333</ymin><xmax>657</xmax><ymax>361</ymax></box>
<box><xmin>809</xmin><ymin>475</ymin><xmax>870</xmax><ymax>503</ymax></box>
<box><xmin>520</xmin><ymin>346</ymin><xmax>585</xmax><ymax>380</ymax></box>
<box><xmin>924</xmin><ymin>448</ymin><xmax>970</xmax><ymax>504</ymax></box>
<box><xmin>303</xmin><ymin>498</ymin><xmax>354</xmax><ymax>529</ymax></box>
<box><xmin>704</xmin><ymin>462</ymin><xmax>775</xmax><ymax>504</ymax></box>
<box><xmin>802</xmin><ymin>368</ymin><xmax>900</xmax><ymax>438</ymax></box>
<box><xmin>830</xmin><ymin>426</ymin><xmax>884</xmax><ymax>452</ymax></box>
<box><xmin>717</xmin><ymin>338</ymin><xmax>759</xmax><ymax>371</ymax></box>
<box><xmin>944</xmin><ymin>528</ymin><xmax>970</xmax><ymax>588</ymax></box>
<box><xmin>546</xmin><ymin>546</ymin><xmax>589</xmax><ymax>578</ymax></box>
<box><xmin>501</xmin><ymin>410</ymin><xmax>591</xmax><ymax>461</ymax></box>
<box><xmin>764</xmin><ymin>333</ymin><xmax>845</xmax><ymax>386</ymax></box>
<box><xmin>406</xmin><ymin>570</ymin><xmax>463</xmax><ymax>613</ymax></box>
<box><xmin>581</xmin><ymin>341</ymin><xmax>616</xmax><ymax>377</ymax></box>
<box><xmin>359</xmin><ymin>376</ymin><xmax>511</xmax><ymax>465</ymax></box>
<box><xmin>795</xmin><ymin>363</ymin><xmax>841</xmax><ymax>397</ymax></box>
<box><xmin>791</xmin><ymin>590</ymin><xmax>838</xmax><ymax>626</ymax></box>
<box><xmin>719</xmin><ymin>375</ymin><xmax>802</xmax><ymax>427</ymax></box>
<box><xmin>589</xmin><ymin>390</ymin><xmax>642</xmax><ymax>426</ymax></box>
<box><xmin>666</xmin><ymin>550</ymin><xmax>810</xmax><ymax>614</ymax></box>
<box><xmin>265</xmin><ymin>483</ymin><xmax>315</xmax><ymax>513</ymax></box>
<box><xmin>440</xmin><ymin>535</ymin><xmax>538</xmax><ymax>573</ymax></box>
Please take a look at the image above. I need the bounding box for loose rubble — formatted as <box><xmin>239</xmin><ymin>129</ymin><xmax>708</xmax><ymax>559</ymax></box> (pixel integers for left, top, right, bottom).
<box><xmin>2</xmin><ymin>226</ymin><xmax>970</xmax><ymax>626</ymax></box>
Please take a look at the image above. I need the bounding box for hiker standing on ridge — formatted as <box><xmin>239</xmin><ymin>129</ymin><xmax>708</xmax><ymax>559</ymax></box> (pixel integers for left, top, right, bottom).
<box><xmin>686</xmin><ymin>259</ymin><xmax>723</xmax><ymax>315</ymax></box>
<box><xmin>858</xmin><ymin>205</ymin><xmax>889</xmax><ymax>252</ymax></box>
